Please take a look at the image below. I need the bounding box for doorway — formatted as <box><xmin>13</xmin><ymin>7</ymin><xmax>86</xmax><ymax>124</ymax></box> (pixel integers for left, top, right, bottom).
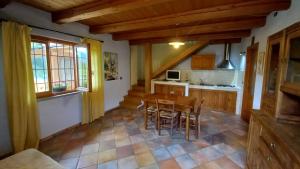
<box><xmin>241</xmin><ymin>43</ymin><xmax>258</xmax><ymax>122</ymax></box>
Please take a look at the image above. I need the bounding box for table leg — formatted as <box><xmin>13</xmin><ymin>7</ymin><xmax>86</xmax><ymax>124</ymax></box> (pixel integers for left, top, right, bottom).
<box><xmin>144</xmin><ymin>102</ymin><xmax>148</xmax><ymax>130</ymax></box>
<box><xmin>185</xmin><ymin>111</ymin><xmax>190</xmax><ymax>141</ymax></box>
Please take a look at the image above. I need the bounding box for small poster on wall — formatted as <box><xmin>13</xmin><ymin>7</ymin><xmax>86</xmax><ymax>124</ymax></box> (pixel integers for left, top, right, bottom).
<box><xmin>104</xmin><ymin>51</ymin><xmax>118</xmax><ymax>81</ymax></box>
<box><xmin>257</xmin><ymin>51</ymin><xmax>265</xmax><ymax>75</ymax></box>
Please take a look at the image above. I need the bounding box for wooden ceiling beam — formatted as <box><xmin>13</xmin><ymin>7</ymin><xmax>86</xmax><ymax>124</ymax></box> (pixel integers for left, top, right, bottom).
<box><xmin>90</xmin><ymin>0</ymin><xmax>290</xmax><ymax>34</ymax></box>
<box><xmin>129</xmin><ymin>30</ymin><xmax>250</xmax><ymax>45</ymax></box>
<box><xmin>113</xmin><ymin>18</ymin><xmax>265</xmax><ymax>41</ymax></box>
<box><xmin>0</xmin><ymin>0</ymin><xmax>10</xmax><ymax>8</ymax></box>
<box><xmin>152</xmin><ymin>40</ymin><xmax>209</xmax><ymax>78</ymax></box>
<box><xmin>52</xmin><ymin>0</ymin><xmax>174</xmax><ymax>23</ymax></box>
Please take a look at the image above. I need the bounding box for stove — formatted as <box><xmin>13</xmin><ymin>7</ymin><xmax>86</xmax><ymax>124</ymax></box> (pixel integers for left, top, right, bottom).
<box><xmin>216</xmin><ymin>84</ymin><xmax>236</xmax><ymax>87</ymax></box>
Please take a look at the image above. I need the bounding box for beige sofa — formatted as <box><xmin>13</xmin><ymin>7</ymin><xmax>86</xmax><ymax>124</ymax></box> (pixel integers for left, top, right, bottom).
<box><xmin>0</xmin><ymin>149</ymin><xmax>64</xmax><ymax>169</ymax></box>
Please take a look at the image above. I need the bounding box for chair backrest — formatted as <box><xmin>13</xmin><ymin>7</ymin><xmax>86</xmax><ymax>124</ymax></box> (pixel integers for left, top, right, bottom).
<box><xmin>194</xmin><ymin>99</ymin><xmax>204</xmax><ymax>116</ymax></box>
<box><xmin>156</xmin><ymin>99</ymin><xmax>175</xmax><ymax>113</ymax></box>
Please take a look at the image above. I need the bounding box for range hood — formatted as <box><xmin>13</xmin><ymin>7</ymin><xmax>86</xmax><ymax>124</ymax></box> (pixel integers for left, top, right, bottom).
<box><xmin>217</xmin><ymin>43</ymin><xmax>235</xmax><ymax>69</ymax></box>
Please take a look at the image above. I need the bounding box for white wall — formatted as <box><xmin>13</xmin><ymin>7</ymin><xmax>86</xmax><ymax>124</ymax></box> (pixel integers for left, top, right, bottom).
<box><xmin>0</xmin><ymin>2</ymin><xmax>130</xmax><ymax>139</ymax></box>
<box><xmin>241</xmin><ymin>0</ymin><xmax>300</xmax><ymax>109</ymax></box>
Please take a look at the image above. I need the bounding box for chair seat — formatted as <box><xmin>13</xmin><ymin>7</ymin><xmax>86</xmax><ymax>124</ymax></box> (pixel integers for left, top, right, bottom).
<box><xmin>180</xmin><ymin>113</ymin><xmax>198</xmax><ymax>120</ymax></box>
<box><xmin>160</xmin><ymin>110</ymin><xmax>178</xmax><ymax>118</ymax></box>
<box><xmin>147</xmin><ymin>106</ymin><xmax>157</xmax><ymax>113</ymax></box>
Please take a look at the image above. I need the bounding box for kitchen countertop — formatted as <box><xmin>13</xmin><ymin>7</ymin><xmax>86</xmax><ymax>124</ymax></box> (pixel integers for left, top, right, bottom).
<box><xmin>189</xmin><ymin>84</ymin><xmax>240</xmax><ymax>92</ymax></box>
<box><xmin>152</xmin><ymin>80</ymin><xmax>240</xmax><ymax>92</ymax></box>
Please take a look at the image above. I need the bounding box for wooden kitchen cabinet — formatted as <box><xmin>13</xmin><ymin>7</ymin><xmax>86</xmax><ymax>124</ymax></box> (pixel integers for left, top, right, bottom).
<box><xmin>191</xmin><ymin>54</ymin><xmax>215</xmax><ymax>70</ymax></box>
<box><xmin>247</xmin><ymin>111</ymin><xmax>300</xmax><ymax>169</ymax></box>
<box><xmin>154</xmin><ymin>84</ymin><xmax>185</xmax><ymax>96</ymax></box>
<box><xmin>189</xmin><ymin>88</ymin><xmax>237</xmax><ymax>113</ymax></box>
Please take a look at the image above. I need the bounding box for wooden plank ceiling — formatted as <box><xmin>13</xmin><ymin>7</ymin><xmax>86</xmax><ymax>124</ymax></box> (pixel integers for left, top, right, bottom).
<box><xmin>18</xmin><ymin>0</ymin><xmax>291</xmax><ymax>44</ymax></box>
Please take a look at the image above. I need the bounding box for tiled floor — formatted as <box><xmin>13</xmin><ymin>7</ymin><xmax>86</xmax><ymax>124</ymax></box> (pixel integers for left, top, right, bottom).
<box><xmin>39</xmin><ymin>108</ymin><xmax>249</xmax><ymax>169</ymax></box>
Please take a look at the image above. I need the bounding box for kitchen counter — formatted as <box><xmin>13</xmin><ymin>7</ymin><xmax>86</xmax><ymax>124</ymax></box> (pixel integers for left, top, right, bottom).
<box><xmin>151</xmin><ymin>80</ymin><xmax>243</xmax><ymax>114</ymax></box>
<box><xmin>189</xmin><ymin>84</ymin><xmax>240</xmax><ymax>92</ymax></box>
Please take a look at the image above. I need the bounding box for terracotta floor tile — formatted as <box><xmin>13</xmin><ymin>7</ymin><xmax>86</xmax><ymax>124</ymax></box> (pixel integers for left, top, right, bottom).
<box><xmin>59</xmin><ymin>157</ymin><xmax>78</xmax><ymax>169</ymax></box>
<box><xmin>226</xmin><ymin>150</ymin><xmax>246</xmax><ymax>168</ymax></box>
<box><xmin>167</xmin><ymin>144</ymin><xmax>186</xmax><ymax>157</ymax></box>
<box><xmin>214</xmin><ymin>156</ymin><xmax>241</xmax><ymax>169</ymax></box>
<box><xmin>130</xmin><ymin>134</ymin><xmax>145</xmax><ymax>144</ymax></box>
<box><xmin>81</xmin><ymin>143</ymin><xmax>99</xmax><ymax>155</ymax></box>
<box><xmin>77</xmin><ymin>153</ymin><xmax>98</xmax><ymax>168</ymax></box>
<box><xmin>197</xmin><ymin>146</ymin><xmax>223</xmax><ymax>161</ymax></box>
<box><xmin>132</xmin><ymin>142</ymin><xmax>150</xmax><ymax>154</ymax></box>
<box><xmin>116</xmin><ymin>145</ymin><xmax>134</xmax><ymax>159</ymax></box>
<box><xmin>212</xmin><ymin>143</ymin><xmax>236</xmax><ymax>155</ymax></box>
<box><xmin>159</xmin><ymin>158</ymin><xmax>181</xmax><ymax>169</ymax></box>
<box><xmin>117</xmin><ymin>155</ymin><xmax>138</xmax><ymax>169</ymax></box>
<box><xmin>115</xmin><ymin>137</ymin><xmax>131</xmax><ymax>147</ymax></box>
<box><xmin>152</xmin><ymin>147</ymin><xmax>171</xmax><ymax>162</ymax></box>
<box><xmin>99</xmin><ymin>140</ymin><xmax>116</xmax><ymax>152</ymax></box>
<box><xmin>39</xmin><ymin>108</ymin><xmax>248</xmax><ymax>169</ymax></box>
<box><xmin>139</xmin><ymin>164</ymin><xmax>159</xmax><ymax>169</ymax></box>
<box><xmin>175</xmin><ymin>154</ymin><xmax>197</xmax><ymax>169</ymax></box>
<box><xmin>98</xmin><ymin>149</ymin><xmax>117</xmax><ymax>163</ymax></box>
<box><xmin>136</xmin><ymin>151</ymin><xmax>156</xmax><ymax>167</ymax></box>
<box><xmin>98</xmin><ymin>160</ymin><xmax>118</xmax><ymax>169</ymax></box>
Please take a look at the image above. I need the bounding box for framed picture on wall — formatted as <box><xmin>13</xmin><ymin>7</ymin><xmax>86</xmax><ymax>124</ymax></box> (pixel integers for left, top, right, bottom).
<box><xmin>257</xmin><ymin>51</ymin><xmax>265</xmax><ymax>75</ymax></box>
<box><xmin>104</xmin><ymin>51</ymin><xmax>118</xmax><ymax>81</ymax></box>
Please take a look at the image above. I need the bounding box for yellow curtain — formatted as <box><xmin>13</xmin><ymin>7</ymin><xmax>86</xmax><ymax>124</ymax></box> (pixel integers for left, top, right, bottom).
<box><xmin>82</xmin><ymin>39</ymin><xmax>104</xmax><ymax>124</ymax></box>
<box><xmin>2</xmin><ymin>21</ymin><xmax>40</xmax><ymax>153</ymax></box>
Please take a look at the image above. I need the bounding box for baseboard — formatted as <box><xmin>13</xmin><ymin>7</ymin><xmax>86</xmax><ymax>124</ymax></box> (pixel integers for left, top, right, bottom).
<box><xmin>0</xmin><ymin>151</ymin><xmax>13</xmax><ymax>160</ymax></box>
<box><xmin>40</xmin><ymin>123</ymin><xmax>81</xmax><ymax>142</ymax></box>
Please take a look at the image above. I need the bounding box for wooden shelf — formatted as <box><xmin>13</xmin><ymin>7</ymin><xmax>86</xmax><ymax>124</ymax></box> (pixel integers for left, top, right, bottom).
<box><xmin>280</xmin><ymin>82</ymin><xmax>300</xmax><ymax>97</ymax></box>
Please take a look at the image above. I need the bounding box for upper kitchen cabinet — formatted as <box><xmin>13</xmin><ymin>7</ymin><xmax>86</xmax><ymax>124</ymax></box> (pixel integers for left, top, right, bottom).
<box><xmin>191</xmin><ymin>54</ymin><xmax>215</xmax><ymax>70</ymax></box>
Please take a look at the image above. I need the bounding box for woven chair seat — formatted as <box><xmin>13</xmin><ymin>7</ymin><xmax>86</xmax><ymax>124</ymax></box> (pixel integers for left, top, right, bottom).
<box><xmin>160</xmin><ymin>110</ymin><xmax>178</xmax><ymax>118</ymax></box>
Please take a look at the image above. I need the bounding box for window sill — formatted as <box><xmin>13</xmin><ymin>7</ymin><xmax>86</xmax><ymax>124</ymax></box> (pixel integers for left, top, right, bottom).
<box><xmin>37</xmin><ymin>90</ymin><xmax>84</xmax><ymax>101</ymax></box>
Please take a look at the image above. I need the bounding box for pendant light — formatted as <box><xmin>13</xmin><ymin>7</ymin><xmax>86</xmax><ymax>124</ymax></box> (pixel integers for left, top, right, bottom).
<box><xmin>169</xmin><ymin>24</ymin><xmax>185</xmax><ymax>49</ymax></box>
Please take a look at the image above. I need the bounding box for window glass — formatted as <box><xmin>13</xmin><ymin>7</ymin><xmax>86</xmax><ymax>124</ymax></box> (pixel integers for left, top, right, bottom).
<box><xmin>49</xmin><ymin>42</ymin><xmax>76</xmax><ymax>92</ymax></box>
<box><xmin>76</xmin><ymin>46</ymin><xmax>89</xmax><ymax>89</ymax></box>
<box><xmin>31</xmin><ymin>42</ymin><xmax>49</xmax><ymax>93</ymax></box>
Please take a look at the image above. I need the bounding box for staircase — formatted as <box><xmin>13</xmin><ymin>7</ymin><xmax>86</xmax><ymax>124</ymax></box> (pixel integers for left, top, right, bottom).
<box><xmin>119</xmin><ymin>80</ymin><xmax>146</xmax><ymax>110</ymax></box>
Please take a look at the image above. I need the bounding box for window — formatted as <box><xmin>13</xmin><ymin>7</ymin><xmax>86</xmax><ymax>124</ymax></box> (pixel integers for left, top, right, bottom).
<box><xmin>76</xmin><ymin>46</ymin><xmax>89</xmax><ymax>89</ymax></box>
<box><xmin>30</xmin><ymin>36</ymin><xmax>90</xmax><ymax>98</ymax></box>
<box><xmin>31</xmin><ymin>42</ymin><xmax>49</xmax><ymax>93</ymax></box>
<box><xmin>49</xmin><ymin>42</ymin><xmax>76</xmax><ymax>92</ymax></box>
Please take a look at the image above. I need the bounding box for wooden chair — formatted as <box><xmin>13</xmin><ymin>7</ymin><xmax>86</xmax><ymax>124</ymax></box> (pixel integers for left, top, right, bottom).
<box><xmin>156</xmin><ymin>99</ymin><xmax>179</xmax><ymax>136</ymax></box>
<box><xmin>144</xmin><ymin>103</ymin><xmax>158</xmax><ymax>129</ymax></box>
<box><xmin>179</xmin><ymin>99</ymin><xmax>204</xmax><ymax>139</ymax></box>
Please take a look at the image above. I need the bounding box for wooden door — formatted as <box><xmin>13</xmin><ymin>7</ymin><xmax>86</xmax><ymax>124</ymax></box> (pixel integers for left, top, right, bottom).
<box><xmin>241</xmin><ymin>43</ymin><xmax>258</xmax><ymax>122</ymax></box>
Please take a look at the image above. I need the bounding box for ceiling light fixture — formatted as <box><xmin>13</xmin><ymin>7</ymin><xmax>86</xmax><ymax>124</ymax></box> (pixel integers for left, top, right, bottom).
<box><xmin>169</xmin><ymin>41</ymin><xmax>185</xmax><ymax>49</ymax></box>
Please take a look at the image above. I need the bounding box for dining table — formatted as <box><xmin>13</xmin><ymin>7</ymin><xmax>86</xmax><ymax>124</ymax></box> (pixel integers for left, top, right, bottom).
<box><xmin>142</xmin><ymin>93</ymin><xmax>196</xmax><ymax>141</ymax></box>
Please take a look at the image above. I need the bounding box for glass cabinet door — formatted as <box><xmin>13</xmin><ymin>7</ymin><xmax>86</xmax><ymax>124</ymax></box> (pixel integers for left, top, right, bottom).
<box><xmin>266</xmin><ymin>42</ymin><xmax>280</xmax><ymax>94</ymax></box>
<box><xmin>286</xmin><ymin>34</ymin><xmax>300</xmax><ymax>84</ymax></box>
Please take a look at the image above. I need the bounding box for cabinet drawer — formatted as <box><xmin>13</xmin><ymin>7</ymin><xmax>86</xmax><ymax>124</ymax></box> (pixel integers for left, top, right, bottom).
<box><xmin>260</xmin><ymin>128</ymin><xmax>292</xmax><ymax>169</ymax></box>
<box><xmin>258</xmin><ymin>138</ymin><xmax>283</xmax><ymax>169</ymax></box>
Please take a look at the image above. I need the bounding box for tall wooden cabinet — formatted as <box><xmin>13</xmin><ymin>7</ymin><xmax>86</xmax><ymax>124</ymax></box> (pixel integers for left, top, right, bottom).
<box><xmin>261</xmin><ymin>22</ymin><xmax>300</xmax><ymax>123</ymax></box>
<box><xmin>261</xmin><ymin>31</ymin><xmax>284</xmax><ymax>117</ymax></box>
<box><xmin>248</xmin><ymin>22</ymin><xmax>300</xmax><ymax>169</ymax></box>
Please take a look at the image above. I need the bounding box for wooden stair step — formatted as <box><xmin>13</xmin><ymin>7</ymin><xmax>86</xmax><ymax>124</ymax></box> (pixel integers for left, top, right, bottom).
<box><xmin>132</xmin><ymin>85</ymin><xmax>145</xmax><ymax>92</ymax></box>
<box><xmin>128</xmin><ymin>90</ymin><xmax>145</xmax><ymax>97</ymax></box>
<box><xmin>123</xmin><ymin>95</ymin><xmax>142</xmax><ymax>104</ymax></box>
<box><xmin>119</xmin><ymin>101</ymin><xmax>138</xmax><ymax>110</ymax></box>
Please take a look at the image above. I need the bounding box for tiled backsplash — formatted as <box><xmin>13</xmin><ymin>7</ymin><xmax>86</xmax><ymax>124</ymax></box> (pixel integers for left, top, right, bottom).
<box><xmin>158</xmin><ymin>69</ymin><xmax>244</xmax><ymax>87</ymax></box>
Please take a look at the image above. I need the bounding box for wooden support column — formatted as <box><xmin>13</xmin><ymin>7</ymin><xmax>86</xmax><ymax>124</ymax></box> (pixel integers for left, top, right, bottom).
<box><xmin>144</xmin><ymin>43</ymin><xmax>152</xmax><ymax>94</ymax></box>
